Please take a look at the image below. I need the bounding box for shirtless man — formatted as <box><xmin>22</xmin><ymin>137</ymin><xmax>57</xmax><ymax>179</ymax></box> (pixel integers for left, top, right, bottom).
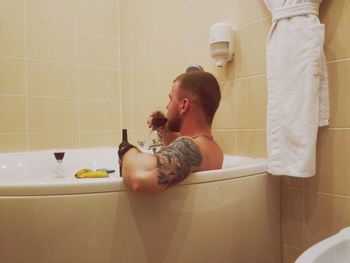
<box><xmin>119</xmin><ymin>71</ymin><xmax>223</xmax><ymax>196</ymax></box>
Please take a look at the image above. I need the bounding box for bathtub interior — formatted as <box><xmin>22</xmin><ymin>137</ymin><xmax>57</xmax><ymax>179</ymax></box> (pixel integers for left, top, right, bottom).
<box><xmin>0</xmin><ymin>147</ymin><xmax>119</xmax><ymax>182</ymax></box>
<box><xmin>0</xmin><ymin>147</ymin><xmax>266</xmax><ymax>182</ymax></box>
<box><xmin>0</xmin><ymin>147</ymin><xmax>268</xmax><ymax>196</ymax></box>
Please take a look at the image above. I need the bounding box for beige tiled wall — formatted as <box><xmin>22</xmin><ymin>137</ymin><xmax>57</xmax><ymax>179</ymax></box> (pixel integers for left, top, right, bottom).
<box><xmin>119</xmin><ymin>0</ymin><xmax>271</xmax><ymax>155</ymax></box>
<box><xmin>1</xmin><ymin>1</ymin><xmax>348</xmax><ymax>262</ymax></box>
<box><xmin>0</xmin><ymin>0</ymin><xmax>120</xmax><ymax>152</ymax></box>
<box><xmin>281</xmin><ymin>1</ymin><xmax>350</xmax><ymax>263</ymax></box>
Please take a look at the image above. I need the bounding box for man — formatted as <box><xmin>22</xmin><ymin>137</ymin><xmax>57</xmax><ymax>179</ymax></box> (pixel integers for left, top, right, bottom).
<box><xmin>119</xmin><ymin>71</ymin><xmax>223</xmax><ymax>196</ymax></box>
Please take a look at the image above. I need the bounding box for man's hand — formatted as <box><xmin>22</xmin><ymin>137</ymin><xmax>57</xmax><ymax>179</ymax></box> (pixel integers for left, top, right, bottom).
<box><xmin>147</xmin><ymin>110</ymin><xmax>180</xmax><ymax>145</ymax></box>
<box><xmin>147</xmin><ymin>111</ymin><xmax>167</xmax><ymax>130</ymax></box>
<box><xmin>118</xmin><ymin>143</ymin><xmax>136</xmax><ymax>160</ymax></box>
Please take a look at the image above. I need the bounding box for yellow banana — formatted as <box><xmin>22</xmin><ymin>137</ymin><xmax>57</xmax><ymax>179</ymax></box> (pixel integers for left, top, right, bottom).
<box><xmin>75</xmin><ymin>169</ymin><xmax>92</xmax><ymax>178</ymax></box>
<box><xmin>74</xmin><ymin>169</ymin><xmax>108</xmax><ymax>178</ymax></box>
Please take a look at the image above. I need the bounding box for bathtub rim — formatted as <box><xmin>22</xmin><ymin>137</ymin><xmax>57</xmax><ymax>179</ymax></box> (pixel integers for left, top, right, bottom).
<box><xmin>0</xmin><ymin>148</ymin><xmax>267</xmax><ymax>196</ymax></box>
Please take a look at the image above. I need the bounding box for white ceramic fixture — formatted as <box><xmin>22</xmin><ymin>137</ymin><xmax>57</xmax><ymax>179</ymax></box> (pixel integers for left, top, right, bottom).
<box><xmin>296</xmin><ymin>227</ymin><xmax>350</xmax><ymax>263</ymax></box>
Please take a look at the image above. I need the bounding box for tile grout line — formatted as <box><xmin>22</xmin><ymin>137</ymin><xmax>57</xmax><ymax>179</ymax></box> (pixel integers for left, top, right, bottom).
<box><xmin>24</xmin><ymin>0</ymin><xmax>29</xmax><ymax>151</ymax></box>
<box><xmin>117</xmin><ymin>0</ymin><xmax>123</xmax><ymax>135</ymax></box>
<box><xmin>0</xmin><ymin>54</ymin><xmax>119</xmax><ymax>71</ymax></box>
<box><xmin>187</xmin><ymin>0</ymin><xmax>192</xmax><ymax>66</ymax></box>
<box><xmin>75</xmin><ymin>0</ymin><xmax>81</xmax><ymax>147</ymax></box>
<box><xmin>0</xmin><ymin>15</ymin><xmax>119</xmax><ymax>40</ymax></box>
<box><xmin>283</xmin><ymin>185</ymin><xmax>350</xmax><ymax>199</ymax></box>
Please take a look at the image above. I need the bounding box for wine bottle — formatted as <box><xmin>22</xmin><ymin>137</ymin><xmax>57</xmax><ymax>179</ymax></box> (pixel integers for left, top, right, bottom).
<box><xmin>119</xmin><ymin>129</ymin><xmax>129</xmax><ymax>177</ymax></box>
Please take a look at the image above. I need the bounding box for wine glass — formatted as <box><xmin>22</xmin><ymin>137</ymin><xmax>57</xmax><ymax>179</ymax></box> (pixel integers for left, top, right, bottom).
<box><xmin>53</xmin><ymin>151</ymin><xmax>65</xmax><ymax>178</ymax></box>
<box><xmin>54</xmin><ymin>152</ymin><xmax>65</xmax><ymax>163</ymax></box>
<box><xmin>138</xmin><ymin>115</ymin><xmax>168</xmax><ymax>152</ymax></box>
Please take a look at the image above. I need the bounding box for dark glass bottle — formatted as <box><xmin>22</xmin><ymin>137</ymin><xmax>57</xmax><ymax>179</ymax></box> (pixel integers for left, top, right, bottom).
<box><xmin>119</xmin><ymin>129</ymin><xmax>129</xmax><ymax>177</ymax></box>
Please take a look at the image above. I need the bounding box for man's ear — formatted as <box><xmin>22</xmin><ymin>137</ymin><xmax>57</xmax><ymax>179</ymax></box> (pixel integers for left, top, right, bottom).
<box><xmin>180</xmin><ymin>98</ymin><xmax>190</xmax><ymax>114</ymax></box>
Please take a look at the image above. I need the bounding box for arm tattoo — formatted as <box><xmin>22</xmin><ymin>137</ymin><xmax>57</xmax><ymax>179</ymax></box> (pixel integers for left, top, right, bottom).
<box><xmin>155</xmin><ymin>137</ymin><xmax>203</xmax><ymax>187</ymax></box>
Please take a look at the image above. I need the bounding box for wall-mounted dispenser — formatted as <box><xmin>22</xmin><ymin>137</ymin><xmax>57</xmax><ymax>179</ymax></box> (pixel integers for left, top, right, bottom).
<box><xmin>209</xmin><ymin>23</ymin><xmax>234</xmax><ymax>67</ymax></box>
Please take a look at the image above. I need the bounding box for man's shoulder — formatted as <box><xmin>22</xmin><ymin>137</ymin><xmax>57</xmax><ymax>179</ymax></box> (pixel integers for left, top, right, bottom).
<box><xmin>192</xmin><ymin>138</ymin><xmax>223</xmax><ymax>171</ymax></box>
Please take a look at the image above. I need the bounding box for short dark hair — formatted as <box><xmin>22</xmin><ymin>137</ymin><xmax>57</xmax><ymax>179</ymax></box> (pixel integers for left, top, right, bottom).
<box><xmin>174</xmin><ymin>71</ymin><xmax>221</xmax><ymax>124</ymax></box>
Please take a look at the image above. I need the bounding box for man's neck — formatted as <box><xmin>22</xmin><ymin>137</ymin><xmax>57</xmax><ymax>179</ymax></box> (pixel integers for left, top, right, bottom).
<box><xmin>180</xmin><ymin>122</ymin><xmax>212</xmax><ymax>138</ymax></box>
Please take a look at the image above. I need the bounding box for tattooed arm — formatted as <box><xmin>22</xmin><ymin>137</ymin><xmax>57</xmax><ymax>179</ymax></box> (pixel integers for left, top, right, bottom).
<box><xmin>121</xmin><ymin>137</ymin><xmax>202</xmax><ymax>196</ymax></box>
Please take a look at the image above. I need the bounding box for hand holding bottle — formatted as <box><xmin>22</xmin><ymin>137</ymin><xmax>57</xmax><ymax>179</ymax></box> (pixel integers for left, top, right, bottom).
<box><xmin>118</xmin><ymin>129</ymin><xmax>136</xmax><ymax>160</ymax></box>
<box><xmin>118</xmin><ymin>129</ymin><xmax>137</xmax><ymax>177</ymax></box>
<box><xmin>147</xmin><ymin>111</ymin><xmax>168</xmax><ymax>130</ymax></box>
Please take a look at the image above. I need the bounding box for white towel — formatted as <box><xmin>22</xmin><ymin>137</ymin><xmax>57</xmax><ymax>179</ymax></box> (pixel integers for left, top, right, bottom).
<box><xmin>264</xmin><ymin>0</ymin><xmax>329</xmax><ymax>177</ymax></box>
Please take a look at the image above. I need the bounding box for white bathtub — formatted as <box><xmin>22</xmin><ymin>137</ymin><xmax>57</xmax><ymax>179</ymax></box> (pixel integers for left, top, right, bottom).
<box><xmin>0</xmin><ymin>147</ymin><xmax>281</xmax><ymax>263</ymax></box>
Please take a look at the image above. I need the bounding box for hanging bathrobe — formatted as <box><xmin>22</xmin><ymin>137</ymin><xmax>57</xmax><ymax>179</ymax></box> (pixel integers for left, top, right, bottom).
<box><xmin>264</xmin><ymin>0</ymin><xmax>329</xmax><ymax>177</ymax></box>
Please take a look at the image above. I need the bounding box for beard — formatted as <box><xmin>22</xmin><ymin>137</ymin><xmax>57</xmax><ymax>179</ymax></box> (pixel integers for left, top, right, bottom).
<box><xmin>167</xmin><ymin>111</ymin><xmax>183</xmax><ymax>132</ymax></box>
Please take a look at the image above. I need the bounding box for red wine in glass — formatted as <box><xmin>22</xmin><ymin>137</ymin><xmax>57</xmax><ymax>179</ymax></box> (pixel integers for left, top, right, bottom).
<box><xmin>54</xmin><ymin>152</ymin><xmax>65</xmax><ymax>163</ymax></box>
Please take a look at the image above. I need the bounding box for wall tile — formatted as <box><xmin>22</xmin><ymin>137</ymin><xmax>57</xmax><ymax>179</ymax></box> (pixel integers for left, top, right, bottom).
<box><xmin>212</xmin><ymin>81</ymin><xmax>236</xmax><ymax>129</ymax></box>
<box><xmin>79</xmin><ymin>99</ymin><xmax>120</xmax><ymax>131</ymax></box>
<box><xmin>119</xmin><ymin>0</ymin><xmax>132</xmax><ymax>37</ymax></box>
<box><xmin>190</xmin><ymin>39</ymin><xmax>220</xmax><ymax>80</ymax></box>
<box><xmin>156</xmin><ymin>0</ymin><xmax>187</xmax><ymax>14</ymax></box>
<box><xmin>121</xmin><ymin>99</ymin><xmax>133</xmax><ymax>129</ymax></box>
<box><xmin>156</xmin><ymin>49</ymin><xmax>188</xmax><ymax>94</ymax></box>
<box><xmin>77</xmin><ymin>0</ymin><xmax>118</xmax><ymax>37</ymax></box>
<box><xmin>79</xmin><ymin>66</ymin><xmax>119</xmax><ymax>99</ymax></box>
<box><xmin>130</xmin><ymin>61</ymin><xmax>157</xmax><ymax>98</ymax></box>
<box><xmin>236</xmin><ymin>130</ymin><xmax>266</xmax><ymax>157</ymax></box>
<box><xmin>28</xmin><ymin>97</ymin><xmax>78</xmax><ymax>133</ymax></box>
<box><xmin>0</xmin><ymin>96</ymin><xmax>26</xmax><ymax>132</ymax></box>
<box><xmin>28</xmin><ymin>133</ymin><xmax>79</xmax><ymax>150</ymax></box>
<box><xmin>80</xmin><ymin>131</ymin><xmax>120</xmax><ymax>148</ymax></box>
<box><xmin>156</xmin><ymin>5</ymin><xmax>188</xmax><ymax>54</ymax></box>
<box><xmin>189</xmin><ymin>0</ymin><xmax>234</xmax><ymax>43</ymax></box>
<box><xmin>27</xmin><ymin>60</ymin><xmax>77</xmax><ymax>97</ymax></box>
<box><xmin>236</xmin><ymin>75</ymin><xmax>267</xmax><ymax>129</ymax></box>
<box><xmin>155</xmin><ymin>93</ymin><xmax>169</xmax><ymax>118</ymax></box>
<box><xmin>321</xmin><ymin>0</ymin><xmax>350</xmax><ymax>60</ymax></box>
<box><xmin>0</xmin><ymin>0</ymin><xmax>122</xmax><ymax>152</ymax></box>
<box><xmin>234</xmin><ymin>18</ymin><xmax>270</xmax><ymax>78</ymax></box>
<box><xmin>132</xmin><ymin>96</ymin><xmax>159</xmax><ymax>131</ymax></box>
<box><xmin>120</xmin><ymin>36</ymin><xmax>131</xmax><ymax>69</ymax></box>
<box><xmin>0</xmin><ymin>18</ymin><xmax>25</xmax><ymax>57</ymax></box>
<box><xmin>328</xmin><ymin>60</ymin><xmax>350</xmax><ymax>128</ymax></box>
<box><xmin>93</xmin><ymin>0</ymin><xmax>118</xmax><ymax>6</ymax></box>
<box><xmin>281</xmin><ymin>176</ymin><xmax>305</xmax><ymax>190</ymax></box>
<box><xmin>26</xmin><ymin>0</ymin><xmax>75</xmax><ymax>29</ymax></box>
<box><xmin>78</xmin><ymin>33</ymin><xmax>118</xmax><ymax>68</ymax></box>
<box><xmin>304</xmin><ymin>191</ymin><xmax>350</xmax><ymax>249</ymax></box>
<box><xmin>130</xmin><ymin>19</ymin><xmax>156</xmax><ymax>65</ymax></box>
<box><xmin>216</xmin><ymin>61</ymin><xmax>235</xmax><ymax>82</ymax></box>
<box><xmin>130</xmin><ymin>0</ymin><xmax>155</xmax><ymax>31</ymax></box>
<box><xmin>212</xmin><ymin>130</ymin><xmax>236</xmax><ymax>155</ymax></box>
<box><xmin>282</xmin><ymin>245</ymin><xmax>303</xmax><ymax>263</ymax></box>
<box><xmin>231</xmin><ymin>0</ymin><xmax>270</xmax><ymax>27</ymax></box>
<box><xmin>281</xmin><ymin>188</ymin><xmax>304</xmax><ymax>248</ymax></box>
<box><xmin>0</xmin><ymin>0</ymin><xmax>24</xmax><ymax>20</ymax></box>
<box><xmin>120</xmin><ymin>69</ymin><xmax>132</xmax><ymax>99</ymax></box>
<box><xmin>0</xmin><ymin>57</ymin><xmax>25</xmax><ymax>95</ymax></box>
<box><xmin>26</xmin><ymin>23</ymin><xmax>76</xmax><ymax>63</ymax></box>
<box><xmin>305</xmin><ymin>129</ymin><xmax>350</xmax><ymax>196</ymax></box>
<box><xmin>0</xmin><ymin>134</ymin><xmax>26</xmax><ymax>152</ymax></box>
